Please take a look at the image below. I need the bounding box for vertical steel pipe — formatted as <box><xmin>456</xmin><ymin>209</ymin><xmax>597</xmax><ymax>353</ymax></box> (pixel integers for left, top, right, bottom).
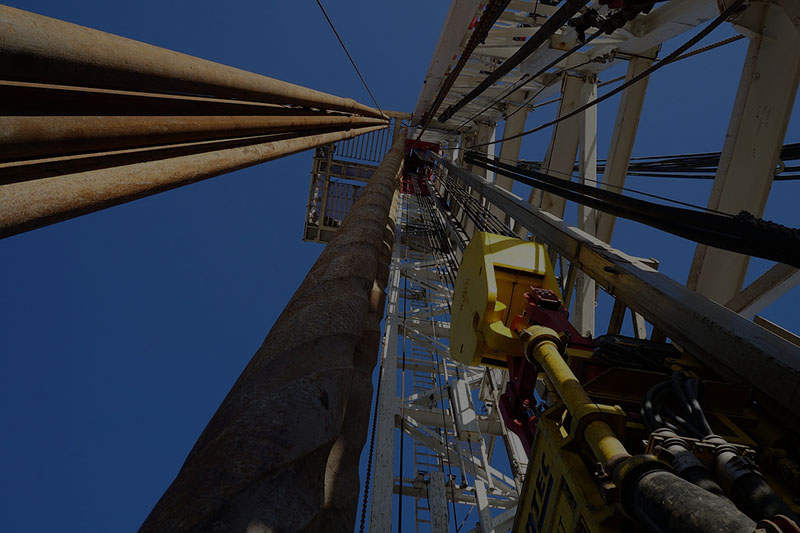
<box><xmin>0</xmin><ymin>115</ymin><xmax>388</xmax><ymax>161</ymax></box>
<box><xmin>0</xmin><ymin>125</ymin><xmax>385</xmax><ymax>238</ymax></box>
<box><xmin>141</xmin><ymin>129</ymin><xmax>406</xmax><ymax>532</ymax></box>
<box><xmin>524</xmin><ymin>326</ymin><xmax>629</xmax><ymax>468</ymax></box>
<box><xmin>0</xmin><ymin>6</ymin><xmax>385</xmax><ymax>118</ymax></box>
<box><xmin>629</xmin><ymin>470</ymin><xmax>756</xmax><ymax>532</ymax></box>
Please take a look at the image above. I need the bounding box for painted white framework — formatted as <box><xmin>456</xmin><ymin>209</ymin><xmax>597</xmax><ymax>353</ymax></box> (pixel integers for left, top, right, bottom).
<box><xmin>410</xmin><ymin>0</ymin><xmax>800</xmax><ymax>340</ymax></box>
<box><xmin>412</xmin><ymin>0</ymin><xmax>721</xmax><ymax>138</ymax></box>
<box><xmin>363</xmin><ymin>0</ymin><xmax>800</xmax><ymax>530</ymax></box>
<box><xmin>369</xmin><ymin>181</ymin><xmax>524</xmax><ymax>532</ymax></box>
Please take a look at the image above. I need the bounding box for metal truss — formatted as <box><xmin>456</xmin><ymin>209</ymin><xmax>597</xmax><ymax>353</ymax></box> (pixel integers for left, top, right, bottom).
<box><xmin>367</xmin><ymin>138</ymin><xmax>800</xmax><ymax>530</ymax></box>
<box><xmin>304</xmin><ymin>118</ymin><xmax>407</xmax><ymax>243</ymax></box>
<box><xmin>411</xmin><ymin>0</ymin><xmax>800</xmax><ymax>355</ymax></box>
<box><xmin>369</xmin><ymin>175</ymin><xmax>525</xmax><ymax>532</ymax></box>
<box><xmin>411</xmin><ymin>0</ymin><xmax>800</xmax><ymax>321</ymax></box>
<box><xmin>412</xmin><ymin>0</ymin><xmax>722</xmax><ymax>134</ymax></box>
<box><xmin>429</xmin><ymin>152</ymin><xmax>800</xmax><ymax>427</ymax></box>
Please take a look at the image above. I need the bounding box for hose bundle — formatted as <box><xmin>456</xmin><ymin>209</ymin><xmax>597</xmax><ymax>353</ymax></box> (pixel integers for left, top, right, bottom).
<box><xmin>641</xmin><ymin>370</ymin><xmax>713</xmax><ymax>438</ymax></box>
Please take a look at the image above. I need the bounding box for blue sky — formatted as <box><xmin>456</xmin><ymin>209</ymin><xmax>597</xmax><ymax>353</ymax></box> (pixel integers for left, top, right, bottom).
<box><xmin>1</xmin><ymin>1</ymin><xmax>799</xmax><ymax>531</ymax></box>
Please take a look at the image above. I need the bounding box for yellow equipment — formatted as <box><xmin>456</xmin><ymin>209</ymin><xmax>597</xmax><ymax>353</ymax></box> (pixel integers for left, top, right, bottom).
<box><xmin>450</xmin><ymin>232</ymin><xmax>800</xmax><ymax>533</ymax></box>
<box><xmin>450</xmin><ymin>232</ymin><xmax>560</xmax><ymax>367</ymax></box>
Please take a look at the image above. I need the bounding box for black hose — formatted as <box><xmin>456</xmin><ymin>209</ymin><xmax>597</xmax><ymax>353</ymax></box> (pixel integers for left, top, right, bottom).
<box><xmin>671</xmin><ymin>371</ymin><xmax>695</xmax><ymax>423</ymax></box>
<box><xmin>728</xmin><ymin>470</ymin><xmax>800</xmax><ymax>523</ymax></box>
<box><xmin>686</xmin><ymin>378</ymin><xmax>713</xmax><ymax>436</ymax></box>
<box><xmin>706</xmin><ymin>437</ymin><xmax>800</xmax><ymax>524</ymax></box>
<box><xmin>630</xmin><ymin>470</ymin><xmax>756</xmax><ymax>532</ymax></box>
<box><xmin>644</xmin><ymin>374</ymin><xmax>799</xmax><ymax>524</ymax></box>
<box><xmin>641</xmin><ymin>380</ymin><xmax>670</xmax><ymax>433</ymax></box>
<box><xmin>642</xmin><ymin>372</ymin><xmax>713</xmax><ymax>438</ymax></box>
<box><xmin>662</xmin><ymin>406</ymin><xmax>705</xmax><ymax>439</ymax></box>
<box><xmin>674</xmin><ymin>458</ymin><xmax>726</xmax><ymax>497</ymax></box>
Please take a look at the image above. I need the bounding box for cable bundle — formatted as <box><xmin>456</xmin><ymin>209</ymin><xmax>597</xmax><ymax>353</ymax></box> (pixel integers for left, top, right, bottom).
<box><xmin>641</xmin><ymin>371</ymin><xmax>713</xmax><ymax>438</ymax></box>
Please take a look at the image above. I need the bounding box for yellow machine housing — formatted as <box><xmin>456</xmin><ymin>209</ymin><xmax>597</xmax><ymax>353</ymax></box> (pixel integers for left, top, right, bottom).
<box><xmin>450</xmin><ymin>232</ymin><xmax>800</xmax><ymax>532</ymax></box>
<box><xmin>450</xmin><ymin>232</ymin><xmax>561</xmax><ymax>367</ymax></box>
<box><xmin>514</xmin><ymin>408</ymin><xmax>623</xmax><ymax>532</ymax></box>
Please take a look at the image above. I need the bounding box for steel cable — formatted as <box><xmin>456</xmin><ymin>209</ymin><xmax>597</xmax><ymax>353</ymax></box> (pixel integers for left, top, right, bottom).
<box><xmin>455</xmin><ymin>0</ymin><xmax>748</xmax><ymax>151</ymax></box>
<box><xmin>315</xmin><ymin>0</ymin><xmax>385</xmax><ymax>116</ymax></box>
<box><xmin>465</xmin><ymin>152</ymin><xmax>800</xmax><ymax>268</ymax></box>
<box><xmin>435</xmin><ymin>30</ymin><xmax>604</xmax><ymax>147</ymax></box>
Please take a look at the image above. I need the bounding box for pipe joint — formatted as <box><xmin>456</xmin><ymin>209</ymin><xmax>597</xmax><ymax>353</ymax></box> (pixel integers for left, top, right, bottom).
<box><xmin>704</xmin><ymin>434</ymin><xmax>763</xmax><ymax>493</ymax></box>
<box><xmin>520</xmin><ymin>325</ymin><xmax>563</xmax><ymax>364</ymax></box>
<box><xmin>612</xmin><ymin>454</ymin><xmax>671</xmax><ymax>519</ymax></box>
<box><xmin>703</xmin><ymin>435</ymin><xmax>798</xmax><ymax>523</ymax></box>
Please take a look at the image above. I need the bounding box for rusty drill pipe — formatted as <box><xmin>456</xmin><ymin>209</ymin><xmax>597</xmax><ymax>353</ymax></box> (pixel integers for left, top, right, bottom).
<box><xmin>0</xmin><ymin>124</ymin><xmax>386</xmax><ymax>238</ymax></box>
<box><xmin>141</xmin><ymin>129</ymin><xmax>406</xmax><ymax>532</ymax></box>
<box><xmin>0</xmin><ymin>80</ymin><xmax>349</xmax><ymax>117</ymax></box>
<box><xmin>0</xmin><ymin>115</ymin><xmax>388</xmax><ymax>161</ymax></box>
<box><xmin>1</xmin><ymin>128</ymin><xmax>353</xmax><ymax>185</ymax></box>
<box><xmin>0</xmin><ymin>6</ymin><xmax>385</xmax><ymax>119</ymax></box>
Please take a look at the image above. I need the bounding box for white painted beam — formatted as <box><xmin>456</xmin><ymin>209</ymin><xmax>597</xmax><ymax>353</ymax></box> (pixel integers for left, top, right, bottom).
<box><xmin>394</xmin><ymin>480</ymin><xmax>516</xmax><ymax>509</ymax></box>
<box><xmin>688</xmin><ymin>2</ymin><xmax>800</xmax><ymax>303</ymax></box>
<box><xmin>573</xmin><ymin>74</ymin><xmax>598</xmax><ymax>336</ymax></box>
<box><xmin>368</xmin><ymin>262</ymin><xmax>402</xmax><ymax>531</ymax></box>
<box><xmin>450</xmin><ymin>377</ymin><xmax>482</xmax><ymax>442</ymax></box>
<box><xmin>427</xmin><ymin>470</ymin><xmax>449</xmax><ymax>533</ymax></box>
<box><xmin>490</xmin><ymin>103</ymin><xmax>528</xmax><ymax>224</ymax></box>
<box><xmin>475</xmin><ymin>480</ymin><xmax>493</xmax><ymax>533</ymax></box>
<box><xmin>631</xmin><ymin>311</ymin><xmax>648</xmax><ymax>339</ymax></box>
<box><xmin>535</xmin><ymin>73</ymin><xmax>584</xmax><ymax>218</ymax></box>
<box><xmin>412</xmin><ymin>0</ymin><xmax>484</xmax><ymax>124</ymax></box>
<box><xmin>754</xmin><ymin>315</ymin><xmax>800</xmax><ymax>348</ymax></box>
<box><xmin>725</xmin><ymin>263</ymin><xmax>800</xmax><ymax>319</ymax></box>
<box><xmin>595</xmin><ymin>45</ymin><xmax>659</xmax><ymax>244</ymax></box>
<box><xmin>399</xmin><ymin>416</ymin><xmax>517</xmax><ymax>492</ymax></box>
<box><xmin>404</xmin><ymin>406</ymin><xmax>505</xmax><ymax>435</ymax></box>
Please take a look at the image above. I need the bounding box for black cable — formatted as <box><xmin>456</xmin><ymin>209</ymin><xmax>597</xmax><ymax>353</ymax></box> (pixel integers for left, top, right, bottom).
<box><xmin>462</xmin><ymin>0</ymin><xmax>748</xmax><ymax>151</ymax></box>
<box><xmin>642</xmin><ymin>371</ymin><xmax>714</xmax><ymax>438</ymax></box>
<box><xmin>491</xmin><ymin>152</ymin><xmax>729</xmax><ymax>213</ymax></box>
<box><xmin>435</xmin><ymin>26</ymin><xmax>744</xmax><ymax>150</ymax></box>
<box><xmin>504</xmin><ymin>29</ymin><xmax>604</xmax><ymax>122</ymax></box>
<box><xmin>518</xmin><ymin>142</ymin><xmax>800</xmax><ymax>181</ymax></box>
<box><xmin>315</xmin><ymin>0</ymin><xmax>384</xmax><ymax>116</ymax></box>
<box><xmin>469</xmin><ymin>151</ymin><xmax>731</xmax><ymax>215</ymax></box>
<box><xmin>417</xmin><ymin>0</ymin><xmax>513</xmax><ymax>140</ymax></box>
<box><xmin>504</xmin><ymin>81</ymin><xmax>555</xmax><ymax>122</ymax></box>
<box><xmin>685</xmin><ymin>378</ymin><xmax>712</xmax><ymax>436</ymax></box>
<box><xmin>421</xmin><ymin>155</ymin><xmax>515</xmax><ymax>237</ymax></box>
<box><xmin>465</xmin><ymin>152</ymin><xmax>800</xmax><ymax>269</ymax></box>
<box><xmin>440</xmin><ymin>0</ymin><xmax>590</xmax><ymax>122</ymax></box>
<box><xmin>436</xmin><ymin>30</ymin><xmax>604</xmax><ymax>147</ymax></box>
<box><xmin>439</xmin><ymin>171</ymin><xmax>512</xmax><ymax>236</ymax></box>
<box><xmin>506</xmin><ymin>35</ymin><xmax>745</xmax><ymax>121</ymax></box>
